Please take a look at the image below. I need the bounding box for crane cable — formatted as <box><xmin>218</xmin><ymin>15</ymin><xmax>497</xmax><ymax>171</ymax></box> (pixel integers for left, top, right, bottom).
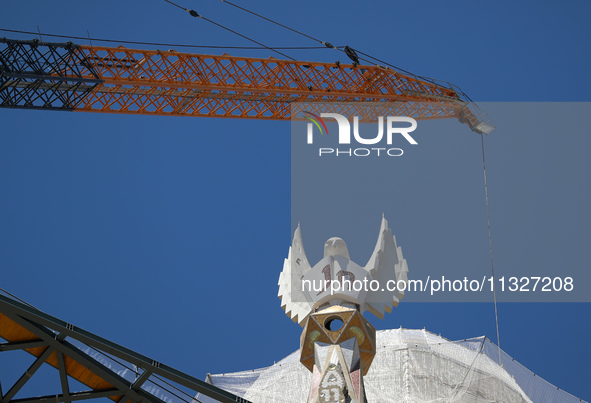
<box><xmin>217</xmin><ymin>0</ymin><xmax>335</xmax><ymax>49</ymax></box>
<box><xmin>212</xmin><ymin>0</ymin><xmax>453</xmax><ymax>90</ymax></box>
<box><xmin>163</xmin><ymin>0</ymin><xmax>296</xmax><ymax>60</ymax></box>
<box><xmin>216</xmin><ymin>0</ymin><xmax>377</xmax><ymax>65</ymax></box>
<box><xmin>481</xmin><ymin>133</ymin><xmax>502</xmax><ymax>366</ymax></box>
<box><xmin>0</xmin><ymin>28</ymin><xmax>333</xmax><ymax>50</ymax></box>
<box><xmin>164</xmin><ymin>0</ymin><xmax>462</xmax><ymax>92</ymax></box>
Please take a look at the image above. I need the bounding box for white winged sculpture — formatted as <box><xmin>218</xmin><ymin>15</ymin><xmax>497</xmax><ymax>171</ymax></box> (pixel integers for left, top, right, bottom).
<box><xmin>278</xmin><ymin>215</ymin><xmax>409</xmax><ymax>326</ymax></box>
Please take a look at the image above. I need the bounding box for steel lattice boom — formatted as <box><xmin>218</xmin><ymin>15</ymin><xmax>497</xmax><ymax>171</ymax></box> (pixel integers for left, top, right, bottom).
<box><xmin>0</xmin><ymin>38</ymin><xmax>493</xmax><ymax>133</ymax></box>
<box><xmin>0</xmin><ymin>292</ymin><xmax>250</xmax><ymax>403</ymax></box>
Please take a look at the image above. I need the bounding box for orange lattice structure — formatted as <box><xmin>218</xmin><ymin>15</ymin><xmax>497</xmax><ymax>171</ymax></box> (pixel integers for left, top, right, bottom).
<box><xmin>0</xmin><ymin>38</ymin><xmax>493</xmax><ymax>132</ymax></box>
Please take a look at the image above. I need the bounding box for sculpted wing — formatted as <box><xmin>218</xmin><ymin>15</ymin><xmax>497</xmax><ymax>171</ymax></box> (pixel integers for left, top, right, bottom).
<box><xmin>278</xmin><ymin>223</ymin><xmax>314</xmax><ymax>326</ymax></box>
<box><xmin>364</xmin><ymin>215</ymin><xmax>409</xmax><ymax>319</ymax></box>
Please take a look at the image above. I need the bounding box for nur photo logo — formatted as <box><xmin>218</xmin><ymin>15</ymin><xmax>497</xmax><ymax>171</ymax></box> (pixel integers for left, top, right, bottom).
<box><xmin>302</xmin><ymin>111</ymin><xmax>418</xmax><ymax>157</ymax></box>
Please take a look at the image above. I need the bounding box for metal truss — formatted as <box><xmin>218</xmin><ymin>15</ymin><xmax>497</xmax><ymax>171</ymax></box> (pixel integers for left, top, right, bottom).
<box><xmin>0</xmin><ymin>39</ymin><xmax>492</xmax><ymax>132</ymax></box>
<box><xmin>0</xmin><ymin>293</ymin><xmax>250</xmax><ymax>403</ymax></box>
<box><xmin>0</xmin><ymin>39</ymin><xmax>103</xmax><ymax>110</ymax></box>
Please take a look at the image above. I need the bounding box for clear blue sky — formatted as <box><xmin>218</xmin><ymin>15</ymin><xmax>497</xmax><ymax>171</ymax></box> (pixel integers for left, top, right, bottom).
<box><xmin>1</xmin><ymin>0</ymin><xmax>589</xmax><ymax>401</ymax></box>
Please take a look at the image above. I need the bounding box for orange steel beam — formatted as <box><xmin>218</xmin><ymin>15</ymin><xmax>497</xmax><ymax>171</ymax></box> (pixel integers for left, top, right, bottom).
<box><xmin>1</xmin><ymin>39</ymin><xmax>491</xmax><ymax>132</ymax></box>
<box><xmin>72</xmin><ymin>45</ymin><xmax>471</xmax><ymax>121</ymax></box>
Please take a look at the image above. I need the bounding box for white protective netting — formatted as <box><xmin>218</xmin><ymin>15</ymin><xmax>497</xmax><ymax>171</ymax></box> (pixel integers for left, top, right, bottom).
<box><xmin>197</xmin><ymin>328</ymin><xmax>586</xmax><ymax>403</ymax></box>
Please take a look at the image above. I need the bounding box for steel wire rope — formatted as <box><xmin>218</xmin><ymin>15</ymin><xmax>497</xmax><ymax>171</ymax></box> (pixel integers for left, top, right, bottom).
<box><xmin>211</xmin><ymin>0</ymin><xmax>459</xmax><ymax>92</ymax></box>
<box><xmin>216</xmin><ymin>0</ymin><xmax>332</xmax><ymax>47</ymax></box>
<box><xmin>0</xmin><ymin>28</ymin><xmax>334</xmax><ymax>50</ymax></box>
<box><xmin>481</xmin><ymin>133</ymin><xmax>502</xmax><ymax>366</ymax></box>
<box><xmin>163</xmin><ymin>0</ymin><xmax>297</xmax><ymax>60</ymax></box>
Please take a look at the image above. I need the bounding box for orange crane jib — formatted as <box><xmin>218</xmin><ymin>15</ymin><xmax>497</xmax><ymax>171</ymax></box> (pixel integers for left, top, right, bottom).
<box><xmin>0</xmin><ymin>38</ymin><xmax>487</xmax><ymax>132</ymax></box>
